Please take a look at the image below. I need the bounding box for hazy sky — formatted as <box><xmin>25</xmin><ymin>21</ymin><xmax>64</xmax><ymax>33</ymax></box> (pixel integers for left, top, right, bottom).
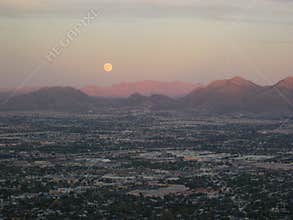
<box><xmin>1</xmin><ymin>0</ymin><xmax>293</xmax><ymax>88</ymax></box>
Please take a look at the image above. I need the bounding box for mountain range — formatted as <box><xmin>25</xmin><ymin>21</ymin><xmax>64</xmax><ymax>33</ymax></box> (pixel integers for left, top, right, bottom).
<box><xmin>81</xmin><ymin>80</ymin><xmax>201</xmax><ymax>98</ymax></box>
<box><xmin>1</xmin><ymin>77</ymin><xmax>293</xmax><ymax>115</ymax></box>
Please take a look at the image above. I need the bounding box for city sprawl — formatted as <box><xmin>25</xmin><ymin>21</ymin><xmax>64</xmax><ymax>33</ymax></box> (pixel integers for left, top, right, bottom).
<box><xmin>0</xmin><ymin>110</ymin><xmax>292</xmax><ymax>219</ymax></box>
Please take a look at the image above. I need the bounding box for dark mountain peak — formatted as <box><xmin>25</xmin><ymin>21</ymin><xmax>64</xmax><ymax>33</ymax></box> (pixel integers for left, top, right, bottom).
<box><xmin>230</xmin><ymin>76</ymin><xmax>248</xmax><ymax>83</ymax></box>
<box><xmin>128</xmin><ymin>92</ymin><xmax>146</xmax><ymax>99</ymax></box>
<box><xmin>182</xmin><ymin>76</ymin><xmax>264</xmax><ymax>113</ymax></box>
<box><xmin>23</xmin><ymin>87</ymin><xmax>90</xmax><ymax>103</ymax></box>
<box><xmin>207</xmin><ymin>76</ymin><xmax>259</xmax><ymax>90</ymax></box>
<box><xmin>127</xmin><ymin>93</ymin><xmax>148</xmax><ymax>105</ymax></box>
<box><xmin>149</xmin><ymin>94</ymin><xmax>174</xmax><ymax>103</ymax></box>
<box><xmin>2</xmin><ymin>87</ymin><xmax>92</xmax><ymax>111</ymax></box>
<box><xmin>35</xmin><ymin>86</ymin><xmax>86</xmax><ymax>95</ymax></box>
<box><xmin>275</xmin><ymin>76</ymin><xmax>293</xmax><ymax>90</ymax></box>
<box><xmin>149</xmin><ymin>94</ymin><xmax>172</xmax><ymax>99</ymax></box>
<box><xmin>229</xmin><ymin>76</ymin><xmax>260</xmax><ymax>88</ymax></box>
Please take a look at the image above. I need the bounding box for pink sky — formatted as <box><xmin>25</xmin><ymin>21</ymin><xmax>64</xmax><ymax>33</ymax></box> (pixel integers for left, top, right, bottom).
<box><xmin>1</xmin><ymin>0</ymin><xmax>293</xmax><ymax>88</ymax></box>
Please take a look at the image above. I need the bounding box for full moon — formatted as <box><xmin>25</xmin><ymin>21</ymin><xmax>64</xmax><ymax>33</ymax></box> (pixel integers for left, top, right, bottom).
<box><xmin>104</xmin><ymin>63</ymin><xmax>113</xmax><ymax>72</ymax></box>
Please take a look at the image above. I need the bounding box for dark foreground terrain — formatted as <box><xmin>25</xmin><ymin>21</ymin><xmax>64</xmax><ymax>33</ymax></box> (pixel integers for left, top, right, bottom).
<box><xmin>0</xmin><ymin>110</ymin><xmax>292</xmax><ymax>219</ymax></box>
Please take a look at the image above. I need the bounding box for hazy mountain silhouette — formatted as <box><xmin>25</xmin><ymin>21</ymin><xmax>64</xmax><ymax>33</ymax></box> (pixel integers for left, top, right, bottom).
<box><xmin>1</xmin><ymin>77</ymin><xmax>293</xmax><ymax>115</ymax></box>
<box><xmin>246</xmin><ymin>77</ymin><xmax>293</xmax><ymax>113</ymax></box>
<box><xmin>82</xmin><ymin>80</ymin><xmax>201</xmax><ymax>98</ymax></box>
<box><xmin>0</xmin><ymin>87</ymin><xmax>40</xmax><ymax>103</ymax></box>
<box><xmin>1</xmin><ymin>87</ymin><xmax>95</xmax><ymax>111</ymax></box>
<box><xmin>181</xmin><ymin>76</ymin><xmax>262</xmax><ymax>113</ymax></box>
